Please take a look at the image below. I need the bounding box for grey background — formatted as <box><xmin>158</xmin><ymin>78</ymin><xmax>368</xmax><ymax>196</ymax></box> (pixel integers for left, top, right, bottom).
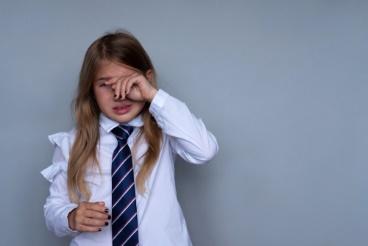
<box><xmin>0</xmin><ymin>0</ymin><xmax>367</xmax><ymax>245</ymax></box>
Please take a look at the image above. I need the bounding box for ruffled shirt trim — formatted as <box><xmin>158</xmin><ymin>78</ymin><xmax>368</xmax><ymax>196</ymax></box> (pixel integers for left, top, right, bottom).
<box><xmin>41</xmin><ymin>132</ymin><xmax>72</xmax><ymax>183</ymax></box>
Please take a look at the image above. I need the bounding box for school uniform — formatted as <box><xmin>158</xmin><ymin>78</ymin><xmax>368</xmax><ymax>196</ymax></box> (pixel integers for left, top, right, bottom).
<box><xmin>41</xmin><ymin>89</ymin><xmax>219</xmax><ymax>246</ymax></box>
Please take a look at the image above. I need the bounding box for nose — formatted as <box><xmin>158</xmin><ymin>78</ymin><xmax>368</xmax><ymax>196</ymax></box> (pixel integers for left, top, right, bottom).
<box><xmin>113</xmin><ymin>94</ymin><xmax>129</xmax><ymax>102</ymax></box>
<box><xmin>113</xmin><ymin>95</ymin><xmax>122</xmax><ymax>101</ymax></box>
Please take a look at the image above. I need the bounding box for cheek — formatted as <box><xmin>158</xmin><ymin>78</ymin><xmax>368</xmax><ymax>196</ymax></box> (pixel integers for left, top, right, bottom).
<box><xmin>131</xmin><ymin>102</ymin><xmax>145</xmax><ymax>113</ymax></box>
<box><xmin>94</xmin><ymin>88</ymin><xmax>112</xmax><ymax>107</ymax></box>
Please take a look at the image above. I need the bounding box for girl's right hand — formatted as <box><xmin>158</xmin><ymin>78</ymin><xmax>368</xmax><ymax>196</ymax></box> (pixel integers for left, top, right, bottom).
<box><xmin>68</xmin><ymin>201</ymin><xmax>111</xmax><ymax>232</ymax></box>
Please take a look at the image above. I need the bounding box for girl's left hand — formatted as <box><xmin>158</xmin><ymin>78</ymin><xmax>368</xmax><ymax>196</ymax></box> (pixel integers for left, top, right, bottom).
<box><xmin>105</xmin><ymin>72</ymin><xmax>157</xmax><ymax>102</ymax></box>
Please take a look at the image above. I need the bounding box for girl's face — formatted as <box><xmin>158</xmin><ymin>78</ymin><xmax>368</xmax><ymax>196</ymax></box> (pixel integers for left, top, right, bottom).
<box><xmin>93</xmin><ymin>59</ymin><xmax>146</xmax><ymax>123</ymax></box>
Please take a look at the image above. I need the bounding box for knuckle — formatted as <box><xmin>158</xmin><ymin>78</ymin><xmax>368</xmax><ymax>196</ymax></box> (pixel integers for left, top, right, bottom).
<box><xmin>80</xmin><ymin>217</ymin><xmax>87</xmax><ymax>225</ymax></box>
<box><xmin>84</xmin><ymin>210</ymin><xmax>91</xmax><ymax>217</ymax></box>
<box><xmin>98</xmin><ymin>213</ymin><xmax>106</xmax><ymax>219</ymax></box>
<box><xmin>76</xmin><ymin>207</ymin><xmax>84</xmax><ymax>216</ymax></box>
<box><xmin>93</xmin><ymin>220</ymin><xmax>102</xmax><ymax>226</ymax></box>
<box><xmin>86</xmin><ymin>218</ymin><xmax>92</xmax><ymax>225</ymax></box>
<box><xmin>80</xmin><ymin>202</ymin><xmax>88</xmax><ymax>209</ymax></box>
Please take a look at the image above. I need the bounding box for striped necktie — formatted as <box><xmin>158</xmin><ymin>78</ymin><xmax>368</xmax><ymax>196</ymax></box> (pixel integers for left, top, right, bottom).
<box><xmin>111</xmin><ymin>125</ymin><xmax>139</xmax><ymax>246</ymax></box>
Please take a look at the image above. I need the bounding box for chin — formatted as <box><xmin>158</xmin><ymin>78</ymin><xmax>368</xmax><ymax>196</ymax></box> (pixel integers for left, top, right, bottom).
<box><xmin>108</xmin><ymin>109</ymin><xmax>140</xmax><ymax>123</ymax></box>
<box><xmin>110</xmin><ymin>114</ymin><xmax>134</xmax><ymax>123</ymax></box>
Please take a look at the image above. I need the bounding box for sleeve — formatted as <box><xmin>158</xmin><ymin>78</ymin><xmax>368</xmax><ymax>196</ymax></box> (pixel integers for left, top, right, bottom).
<box><xmin>40</xmin><ymin>132</ymin><xmax>80</xmax><ymax>237</ymax></box>
<box><xmin>149</xmin><ymin>89</ymin><xmax>219</xmax><ymax>164</ymax></box>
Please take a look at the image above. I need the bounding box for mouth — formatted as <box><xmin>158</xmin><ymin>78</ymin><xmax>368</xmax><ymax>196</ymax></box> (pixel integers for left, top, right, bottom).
<box><xmin>112</xmin><ymin>104</ymin><xmax>132</xmax><ymax>115</ymax></box>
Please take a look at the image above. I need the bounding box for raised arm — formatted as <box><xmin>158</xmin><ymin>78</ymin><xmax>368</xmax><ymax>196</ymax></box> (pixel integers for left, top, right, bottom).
<box><xmin>149</xmin><ymin>89</ymin><xmax>219</xmax><ymax>164</ymax></box>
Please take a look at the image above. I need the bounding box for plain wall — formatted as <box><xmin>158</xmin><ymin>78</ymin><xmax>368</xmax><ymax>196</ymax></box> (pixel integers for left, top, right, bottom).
<box><xmin>0</xmin><ymin>0</ymin><xmax>367</xmax><ymax>245</ymax></box>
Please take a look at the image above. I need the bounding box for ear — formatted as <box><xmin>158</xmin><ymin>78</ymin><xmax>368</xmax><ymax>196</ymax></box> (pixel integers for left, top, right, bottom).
<box><xmin>145</xmin><ymin>69</ymin><xmax>154</xmax><ymax>82</ymax></box>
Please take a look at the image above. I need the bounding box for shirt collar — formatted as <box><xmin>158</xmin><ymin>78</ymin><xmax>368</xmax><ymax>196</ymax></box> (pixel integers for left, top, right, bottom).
<box><xmin>99</xmin><ymin>112</ymin><xmax>144</xmax><ymax>133</ymax></box>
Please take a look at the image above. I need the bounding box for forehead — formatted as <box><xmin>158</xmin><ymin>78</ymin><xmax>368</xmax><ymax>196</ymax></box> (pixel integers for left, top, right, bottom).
<box><xmin>95</xmin><ymin>59</ymin><xmax>136</xmax><ymax>80</ymax></box>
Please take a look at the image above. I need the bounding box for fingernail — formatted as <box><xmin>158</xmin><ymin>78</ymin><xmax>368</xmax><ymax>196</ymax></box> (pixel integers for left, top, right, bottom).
<box><xmin>105</xmin><ymin>221</ymin><xmax>109</xmax><ymax>226</ymax></box>
<box><xmin>108</xmin><ymin>215</ymin><xmax>111</xmax><ymax>220</ymax></box>
<box><xmin>104</xmin><ymin>209</ymin><xmax>109</xmax><ymax>213</ymax></box>
<box><xmin>98</xmin><ymin>228</ymin><xmax>102</xmax><ymax>231</ymax></box>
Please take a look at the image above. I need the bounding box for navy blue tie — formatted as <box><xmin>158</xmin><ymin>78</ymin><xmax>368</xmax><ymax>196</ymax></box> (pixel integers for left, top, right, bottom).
<box><xmin>111</xmin><ymin>125</ymin><xmax>139</xmax><ymax>246</ymax></box>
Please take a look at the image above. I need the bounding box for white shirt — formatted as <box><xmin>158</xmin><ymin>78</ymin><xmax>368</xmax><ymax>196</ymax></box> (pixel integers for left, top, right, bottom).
<box><xmin>41</xmin><ymin>89</ymin><xmax>219</xmax><ymax>246</ymax></box>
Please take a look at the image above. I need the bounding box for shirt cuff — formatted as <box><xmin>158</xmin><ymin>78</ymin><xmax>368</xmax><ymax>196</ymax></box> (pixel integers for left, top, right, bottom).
<box><xmin>62</xmin><ymin>203</ymin><xmax>80</xmax><ymax>235</ymax></box>
<box><xmin>149</xmin><ymin>89</ymin><xmax>169</xmax><ymax>125</ymax></box>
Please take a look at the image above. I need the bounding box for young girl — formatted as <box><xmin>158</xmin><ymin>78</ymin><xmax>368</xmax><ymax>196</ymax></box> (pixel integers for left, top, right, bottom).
<box><xmin>41</xmin><ymin>30</ymin><xmax>218</xmax><ymax>246</ymax></box>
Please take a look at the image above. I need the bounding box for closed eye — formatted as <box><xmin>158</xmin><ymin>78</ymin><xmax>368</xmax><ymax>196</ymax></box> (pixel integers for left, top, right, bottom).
<box><xmin>97</xmin><ymin>80</ymin><xmax>111</xmax><ymax>88</ymax></box>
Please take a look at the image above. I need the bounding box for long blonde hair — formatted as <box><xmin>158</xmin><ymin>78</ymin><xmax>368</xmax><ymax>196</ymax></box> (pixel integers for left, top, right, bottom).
<box><xmin>68</xmin><ymin>30</ymin><xmax>162</xmax><ymax>203</ymax></box>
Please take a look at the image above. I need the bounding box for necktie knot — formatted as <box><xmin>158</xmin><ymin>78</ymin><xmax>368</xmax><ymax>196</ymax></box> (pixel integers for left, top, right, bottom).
<box><xmin>111</xmin><ymin>125</ymin><xmax>134</xmax><ymax>141</ymax></box>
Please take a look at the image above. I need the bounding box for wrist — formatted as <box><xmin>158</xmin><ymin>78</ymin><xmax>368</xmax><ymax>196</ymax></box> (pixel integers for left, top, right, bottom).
<box><xmin>148</xmin><ymin>88</ymin><xmax>158</xmax><ymax>102</ymax></box>
<box><xmin>68</xmin><ymin>208</ymin><xmax>77</xmax><ymax>231</ymax></box>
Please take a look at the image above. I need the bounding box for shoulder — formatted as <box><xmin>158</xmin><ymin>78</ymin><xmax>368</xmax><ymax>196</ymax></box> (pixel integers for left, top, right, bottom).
<box><xmin>48</xmin><ymin>128</ymin><xmax>76</xmax><ymax>144</ymax></box>
<box><xmin>41</xmin><ymin>128</ymin><xmax>76</xmax><ymax>183</ymax></box>
<box><xmin>48</xmin><ymin>128</ymin><xmax>77</xmax><ymax>159</ymax></box>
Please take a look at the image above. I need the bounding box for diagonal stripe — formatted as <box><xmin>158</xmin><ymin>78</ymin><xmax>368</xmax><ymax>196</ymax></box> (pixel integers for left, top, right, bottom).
<box><xmin>113</xmin><ymin>213</ymin><xmax>137</xmax><ymax>241</ymax></box>
<box><xmin>112</xmin><ymin>174</ymin><xmax>134</xmax><ymax>200</ymax></box>
<box><xmin>112</xmin><ymin>197</ymin><xmax>136</xmax><ymax>225</ymax></box>
<box><xmin>112</xmin><ymin>143</ymin><xmax>128</xmax><ymax>162</ymax></box>
<box><xmin>112</xmin><ymin>168</ymin><xmax>133</xmax><ymax>193</ymax></box>
<box><xmin>124</xmin><ymin>228</ymin><xmax>139</xmax><ymax>246</ymax></box>
<box><xmin>112</xmin><ymin>182</ymin><xmax>134</xmax><ymax>208</ymax></box>
<box><xmin>112</xmin><ymin>154</ymin><xmax>131</xmax><ymax>177</ymax></box>
<box><xmin>112</xmin><ymin>198</ymin><xmax>137</xmax><ymax>236</ymax></box>
<box><xmin>119</xmin><ymin>125</ymin><xmax>130</xmax><ymax>135</ymax></box>
<box><xmin>111</xmin><ymin>124</ymin><xmax>138</xmax><ymax>245</ymax></box>
<box><xmin>115</xmin><ymin>135</ymin><xmax>125</xmax><ymax>141</ymax></box>
<box><xmin>122</xmin><ymin>227</ymin><xmax>138</xmax><ymax>245</ymax></box>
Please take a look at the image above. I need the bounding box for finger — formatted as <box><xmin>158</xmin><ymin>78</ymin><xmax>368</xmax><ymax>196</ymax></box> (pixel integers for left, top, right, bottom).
<box><xmin>104</xmin><ymin>76</ymin><xmax>124</xmax><ymax>85</ymax></box>
<box><xmin>125</xmin><ymin>77</ymin><xmax>137</xmax><ymax>95</ymax></box>
<box><xmin>120</xmin><ymin>77</ymin><xmax>128</xmax><ymax>100</ymax></box>
<box><xmin>117</xmin><ymin>74</ymin><xmax>135</xmax><ymax>99</ymax></box>
<box><xmin>84</xmin><ymin>210</ymin><xmax>110</xmax><ymax>220</ymax></box>
<box><xmin>80</xmin><ymin>217</ymin><xmax>108</xmax><ymax>227</ymax></box>
<box><xmin>82</xmin><ymin>202</ymin><xmax>108</xmax><ymax>213</ymax></box>
<box><xmin>114</xmin><ymin>79</ymin><xmax>122</xmax><ymax>99</ymax></box>
<box><xmin>81</xmin><ymin>201</ymin><xmax>105</xmax><ymax>207</ymax></box>
<box><xmin>76</xmin><ymin>224</ymin><xmax>102</xmax><ymax>232</ymax></box>
<box><xmin>121</xmin><ymin>75</ymin><xmax>137</xmax><ymax>99</ymax></box>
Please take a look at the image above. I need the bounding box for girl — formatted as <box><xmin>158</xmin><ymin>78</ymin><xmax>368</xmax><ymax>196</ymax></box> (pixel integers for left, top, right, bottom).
<box><xmin>41</xmin><ymin>30</ymin><xmax>218</xmax><ymax>246</ymax></box>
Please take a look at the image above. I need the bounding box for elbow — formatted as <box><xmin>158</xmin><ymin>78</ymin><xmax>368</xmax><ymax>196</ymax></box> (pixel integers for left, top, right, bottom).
<box><xmin>203</xmin><ymin>137</ymin><xmax>219</xmax><ymax>162</ymax></box>
<box><xmin>174</xmin><ymin>133</ymin><xmax>219</xmax><ymax>165</ymax></box>
<box><xmin>194</xmin><ymin>136</ymin><xmax>219</xmax><ymax>164</ymax></box>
